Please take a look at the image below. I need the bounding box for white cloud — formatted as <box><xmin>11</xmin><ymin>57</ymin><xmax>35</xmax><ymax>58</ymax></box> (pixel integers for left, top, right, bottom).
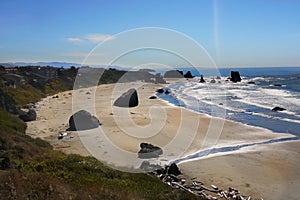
<box><xmin>66</xmin><ymin>37</ymin><xmax>83</xmax><ymax>43</ymax></box>
<box><xmin>85</xmin><ymin>34</ymin><xmax>115</xmax><ymax>43</ymax></box>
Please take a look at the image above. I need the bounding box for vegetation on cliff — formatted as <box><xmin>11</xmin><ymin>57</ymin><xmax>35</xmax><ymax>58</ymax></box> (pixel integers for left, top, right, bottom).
<box><xmin>0</xmin><ymin>66</ymin><xmax>199</xmax><ymax>199</ymax></box>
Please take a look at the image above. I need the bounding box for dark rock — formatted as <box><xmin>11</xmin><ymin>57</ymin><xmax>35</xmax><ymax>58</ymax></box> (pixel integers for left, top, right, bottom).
<box><xmin>199</xmin><ymin>75</ymin><xmax>205</xmax><ymax>83</ymax></box>
<box><xmin>155</xmin><ymin>167</ymin><xmax>166</xmax><ymax>176</ymax></box>
<box><xmin>248</xmin><ymin>81</ymin><xmax>255</xmax><ymax>84</ymax></box>
<box><xmin>230</xmin><ymin>71</ymin><xmax>242</xmax><ymax>83</ymax></box>
<box><xmin>156</xmin><ymin>88</ymin><xmax>164</xmax><ymax>93</ymax></box>
<box><xmin>216</xmin><ymin>76</ymin><xmax>221</xmax><ymax>79</ymax></box>
<box><xmin>165</xmin><ymin>89</ymin><xmax>171</xmax><ymax>94</ymax></box>
<box><xmin>138</xmin><ymin>143</ymin><xmax>163</xmax><ymax>159</ymax></box>
<box><xmin>166</xmin><ymin>163</ymin><xmax>181</xmax><ymax>176</ymax></box>
<box><xmin>272</xmin><ymin>107</ymin><xmax>286</xmax><ymax>112</ymax></box>
<box><xmin>149</xmin><ymin>96</ymin><xmax>157</xmax><ymax>99</ymax></box>
<box><xmin>67</xmin><ymin>110</ymin><xmax>100</xmax><ymax>131</ymax></box>
<box><xmin>19</xmin><ymin>109</ymin><xmax>37</xmax><ymax>122</ymax></box>
<box><xmin>52</xmin><ymin>95</ymin><xmax>59</xmax><ymax>98</ymax></box>
<box><xmin>113</xmin><ymin>88</ymin><xmax>138</xmax><ymax>107</ymax></box>
<box><xmin>164</xmin><ymin>70</ymin><xmax>184</xmax><ymax>78</ymax></box>
<box><xmin>210</xmin><ymin>79</ymin><xmax>216</xmax><ymax>83</ymax></box>
<box><xmin>184</xmin><ymin>71</ymin><xmax>194</xmax><ymax>78</ymax></box>
<box><xmin>273</xmin><ymin>84</ymin><xmax>282</xmax><ymax>87</ymax></box>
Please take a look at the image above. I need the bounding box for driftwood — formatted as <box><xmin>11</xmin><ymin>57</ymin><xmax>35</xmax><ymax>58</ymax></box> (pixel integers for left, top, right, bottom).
<box><xmin>151</xmin><ymin>163</ymin><xmax>255</xmax><ymax>200</ymax></box>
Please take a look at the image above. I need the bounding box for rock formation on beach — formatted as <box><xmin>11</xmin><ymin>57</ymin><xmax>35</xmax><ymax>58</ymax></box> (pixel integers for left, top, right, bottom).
<box><xmin>167</xmin><ymin>163</ymin><xmax>181</xmax><ymax>176</ymax></box>
<box><xmin>184</xmin><ymin>71</ymin><xmax>194</xmax><ymax>78</ymax></box>
<box><xmin>165</xmin><ymin>89</ymin><xmax>171</xmax><ymax>94</ymax></box>
<box><xmin>272</xmin><ymin>106</ymin><xmax>286</xmax><ymax>112</ymax></box>
<box><xmin>19</xmin><ymin>109</ymin><xmax>37</xmax><ymax>122</ymax></box>
<box><xmin>156</xmin><ymin>88</ymin><xmax>164</xmax><ymax>93</ymax></box>
<box><xmin>164</xmin><ymin>70</ymin><xmax>184</xmax><ymax>78</ymax></box>
<box><xmin>113</xmin><ymin>88</ymin><xmax>139</xmax><ymax>107</ymax></box>
<box><xmin>67</xmin><ymin>110</ymin><xmax>100</xmax><ymax>131</ymax></box>
<box><xmin>199</xmin><ymin>75</ymin><xmax>205</xmax><ymax>83</ymax></box>
<box><xmin>230</xmin><ymin>71</ymin><xmax>242</xmax><ymax>83</ymax></box>
<box><xmin>138</xmin><ymin>143</ymin><xmax>163</xmax><ymax>159</ymax></box>
<box><xmin>149</xmin><ymin>96</ymin><xmax>157</xmax><ymax>99</ymax></box>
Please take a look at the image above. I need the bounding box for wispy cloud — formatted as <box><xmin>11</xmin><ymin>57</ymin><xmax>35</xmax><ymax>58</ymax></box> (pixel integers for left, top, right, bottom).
<box><xmin>66</xmin><ymin>37</ymin><xmax>83</xmax><ymax>43</ymax></box>
<box><xmin>85</xmin><ymin>34</ymin><xmax>115</xmax><ymax>43</ymax></box>
<box><xmin>66</xmin><ymin>34</ymin><xmax>115</xmax><ymax>44</ymax></box>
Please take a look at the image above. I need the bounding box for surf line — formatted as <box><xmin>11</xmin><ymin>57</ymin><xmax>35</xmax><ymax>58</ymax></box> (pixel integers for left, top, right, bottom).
<box><xmin>175</xmin><ymin>136</ymin><xmax>300</xmax><ymax>164</ymax></box>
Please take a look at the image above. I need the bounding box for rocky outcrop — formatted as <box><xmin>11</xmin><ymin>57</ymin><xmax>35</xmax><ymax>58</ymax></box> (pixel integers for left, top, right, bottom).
<box><xmin>149</xmin><ymin>96</ymin><xmax>157</xmax><ymax>99</ymax></box>
<box><xmin>19</xmin><ymin>109</ymin><xmax>37</xmax><ymax>122</ymax></box>
<box><xmin>156</xmin><ymin>88</ymin><xmax>164</xmax><ymax>93</ymax></box>
<box><xmin>138</xmin><ymin>143</ymin><xmax>163</xmax><ymax>159</ymax></box>
<box><xmin>67</xmin><ymin>110</ymin><xmax>100</xmax><ymax>131</ymax></box>
<box><xmin>199</xmin><ymin>75</ymin><xmax>205</xmax><ymax>83</ymax></box>
<box><xmin>230</xmin><ymin>71</ymin><xmax>242</xmax><ymax>83</ymax></box>
<box><xmin>113</xmin><ymin>88</ymin><xmax>138</xmax><ymax>107</ymax></box>
<box><xmin>272</xmin><ymin>106</ymin><xmax>286</xmax><ymax>112</ymax></box>
<box><xmin>166</xmin><ymin>163</ymin><xmax>181</xmax><ymax>176</ymax></box>
<box><xmin>164</xmin><ymin>89</ymin><xmax>171</xmax><ymax>94</ymax></box>
<box><xmin>184</xmin><ymin>71</ymin><xmax>194</xmax><ymax>78</ymax></box>
<box><xmin>164</xmin><ymin>70</ymin><xmax>184</xmax><ymax>78</ymax></box>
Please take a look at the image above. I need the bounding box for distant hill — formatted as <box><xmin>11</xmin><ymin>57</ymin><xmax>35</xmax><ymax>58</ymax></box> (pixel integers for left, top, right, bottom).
<box><xmin>0</xmin><ymin>62</ymin><xmax>129</xmax><ymax>70</ymax></box>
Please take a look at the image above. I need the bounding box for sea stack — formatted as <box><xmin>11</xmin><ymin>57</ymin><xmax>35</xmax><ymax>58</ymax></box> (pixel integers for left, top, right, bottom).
<box><xmin>230</xmin><ymin>71</ymin><xmax>242</xmax><ymax>83</ymax></box>
<box><xmin>199</xmin><ymin>75</ymin><xmax>205</xmax><ymax>83</ymax></box>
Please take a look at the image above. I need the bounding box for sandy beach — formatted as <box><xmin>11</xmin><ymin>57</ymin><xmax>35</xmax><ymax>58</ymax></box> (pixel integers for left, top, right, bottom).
<box><xmin>26</xmin><ymin>81</ymin><xmax>300</xmax><ymax>199</ymax></box>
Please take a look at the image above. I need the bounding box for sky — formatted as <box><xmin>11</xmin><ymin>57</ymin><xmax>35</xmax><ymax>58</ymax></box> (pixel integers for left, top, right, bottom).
<box><xmin>0</xmin><ymin>0</ymin><xmax>300</xmax><ymax>68</ymax></box>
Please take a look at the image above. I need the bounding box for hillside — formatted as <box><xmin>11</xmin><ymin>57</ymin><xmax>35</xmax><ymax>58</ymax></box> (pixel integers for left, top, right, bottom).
<box><xmin>0</xmin><ymin>66</ymin><xmax>199</xmax><ymax>199</ymax></box>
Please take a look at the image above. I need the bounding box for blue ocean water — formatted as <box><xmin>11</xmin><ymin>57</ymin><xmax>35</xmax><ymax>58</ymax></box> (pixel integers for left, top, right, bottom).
<box><xmin>159</xmin><ymin>67</ymin><xmax>300</xmax><ymax>136</ymax></box>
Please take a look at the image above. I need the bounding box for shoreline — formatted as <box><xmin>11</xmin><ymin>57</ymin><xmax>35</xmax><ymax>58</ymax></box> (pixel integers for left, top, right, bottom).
<box><xmin>26</xmin><ymin>80</ymin><xmax>300</xmax><ymax>199</ymax></box>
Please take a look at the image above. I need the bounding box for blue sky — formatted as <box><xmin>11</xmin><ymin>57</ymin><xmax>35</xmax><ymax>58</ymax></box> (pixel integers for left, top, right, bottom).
<box><xmin>0</xmin><ymin>0</ymin><xmax>300</xmax><ymax>68</ymax></box>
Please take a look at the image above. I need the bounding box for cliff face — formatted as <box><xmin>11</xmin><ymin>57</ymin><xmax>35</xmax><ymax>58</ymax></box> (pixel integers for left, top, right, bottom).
<box><xmin>0</xmin><ymin>89</ymin><xmax>18</xmax><ymax>114</ymax></box>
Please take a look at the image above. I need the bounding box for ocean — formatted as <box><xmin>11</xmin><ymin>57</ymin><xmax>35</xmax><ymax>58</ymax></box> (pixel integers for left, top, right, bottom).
<box><xmin>159</xmin><ymin>67</ymin><xmax>300</xmax><ymax>136</ymax></box>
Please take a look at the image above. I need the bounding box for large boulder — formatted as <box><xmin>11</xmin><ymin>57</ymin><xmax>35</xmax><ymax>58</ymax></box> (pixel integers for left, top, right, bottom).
<box><xmin>67</xmin><ymin>110</ymin><xmax>100</xmax><ymax>131</ymax></box>
<box><xmin>184</xmin><ymin>71</ymin><xmax>194</xmax><ymax>78</ymax></box>
<box><xmin>19</xmin><ymin>109</ymin><xmax>37</xmax><ymax>122</ymax></box>
<box><xmin>272</xmin><ymin>106</ymin><xmax>286</xmax><ymax>112</ymax></box>
<box><xmin>138</xmin><ymin>143</ymin><xmax>163</xmax><ymax>159</ymax></box>
<box><xmin>156</xmin><ymin>88</ymin><xmax>164</xmax><ymax>93</ymax></box>
<box><xmin>113</xmin><ymin>88</ymin><xmax>138</xmax><ymax>107</ymax></box>
<box><xmin>230</xmin><ymin>71</ymin><xmax>242</xmax><ymax>83</ymax></box>
<box><xmin>166</xmin><ymin>163</ymin><xmax>181</xmax><ymax>176</ymax></box>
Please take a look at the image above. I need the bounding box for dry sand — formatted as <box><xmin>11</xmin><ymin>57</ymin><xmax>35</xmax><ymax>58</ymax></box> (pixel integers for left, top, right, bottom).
<box><xmin>26</xmin><ymin>81</ymin><xmax>300</xmax><ymax>199</ymax></box>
